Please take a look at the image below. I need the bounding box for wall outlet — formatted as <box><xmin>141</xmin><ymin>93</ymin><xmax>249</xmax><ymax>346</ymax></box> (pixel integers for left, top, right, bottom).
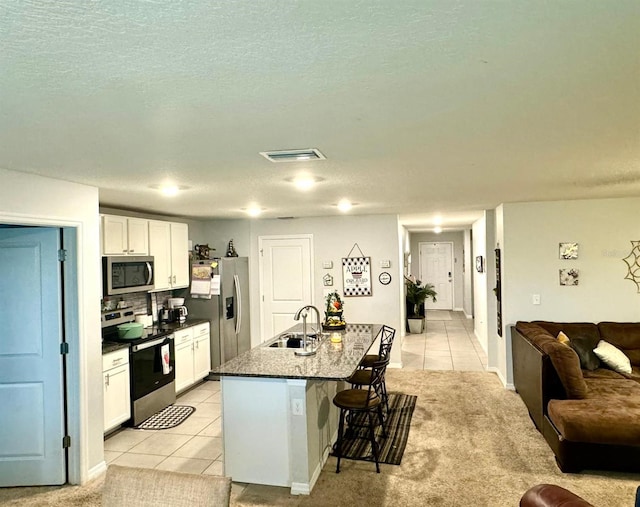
<box><xmin>291</xmin><ymin>398</ymin><xmax>304</xmax><ymax>416</ymax></box>
<box><xmin>532</xmin><ymin>294</ymin><xmax>541</xmax><ymax>305</ymax></box>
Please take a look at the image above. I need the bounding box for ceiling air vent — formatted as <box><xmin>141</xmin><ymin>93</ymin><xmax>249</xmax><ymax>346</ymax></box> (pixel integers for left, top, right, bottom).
<box><xmin>259</xmin><ymin>148</ymin><xmax>325</xmax><ymax>163</ymax></box>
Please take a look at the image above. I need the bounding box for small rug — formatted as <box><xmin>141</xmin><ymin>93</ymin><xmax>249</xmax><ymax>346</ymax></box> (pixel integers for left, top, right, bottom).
<box><xmin>332</xmin><ymin>393</ymin><xmax>417</xmax><ymax>465</ymax></box>
<box><xmin>426</xmin><ymin>310</ymin><xmax>452</xmax><ymax>321</ymax></box>
<box><xmin>136</xmin><ymin>404</ymin><xmax>195</xmax><ymax>430</ymax></box>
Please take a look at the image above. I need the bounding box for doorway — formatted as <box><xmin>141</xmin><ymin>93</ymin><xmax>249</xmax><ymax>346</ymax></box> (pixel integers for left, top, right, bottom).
<box><xmin>0</xmin><ymin>226</ymin><xmax>67</xmax><ymax>486</ymax></box>
<box><xmin>419</xmin><ymin>242</ymin><xmax>453</xmax><ymax>310</ymax></box>
<box><xmin>258</xmin><ymin>235</ymin><xmax>314</xmax><ymax>340</ymax></box>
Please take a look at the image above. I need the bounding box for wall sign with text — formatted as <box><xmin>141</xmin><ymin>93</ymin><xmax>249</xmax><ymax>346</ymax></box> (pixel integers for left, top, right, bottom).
<box><xmin>342</xmin><ymin>257</ymin><xmax>372</xmax><ymax>297</ymax></box>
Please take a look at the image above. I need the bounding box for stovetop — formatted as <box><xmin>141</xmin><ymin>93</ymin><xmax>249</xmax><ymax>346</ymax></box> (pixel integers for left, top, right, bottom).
<box><xmin>101</xmin><ymin>318</ymin><xmax>210</xmax><ymax>347</ymax></box>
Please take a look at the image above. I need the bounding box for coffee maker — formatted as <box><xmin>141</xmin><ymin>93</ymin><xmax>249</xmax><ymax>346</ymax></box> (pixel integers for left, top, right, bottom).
<box><xmin>170</xmin><ymin>306</ymin><xmax>188</xmax><ymax>323</ymax></box>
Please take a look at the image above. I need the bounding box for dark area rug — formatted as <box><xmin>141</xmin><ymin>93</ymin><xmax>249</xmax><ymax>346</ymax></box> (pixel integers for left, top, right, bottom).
<box><xmin>135</xmin><ymin>404</ymin><xmax>195</xmax><ymax>430</ymax></box>
<box><xmin>333</xmin><ymin>392</ymin><xmax>417</xmax><ymax>465</ymax></box>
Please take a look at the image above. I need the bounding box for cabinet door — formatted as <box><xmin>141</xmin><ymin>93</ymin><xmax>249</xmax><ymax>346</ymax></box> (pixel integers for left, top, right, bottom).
<box><xmin>170</xmin><ymin>222</ymin><xmax>189</xmax><ymax>288</ymax></box>
<box><xmin>148</xmin><ymin>221</ymin><xmax>172</xmax><ymax>291</ymax></box>
<box><xmin>193</xmin><ymin>334</ymin><xmax>211</xmax><ymax>381</ymax></box>
<box><xmin>126</xmin><ymin>218</ymin><xmax>149</xmax><ymax>255</ymax></box>
<box><xmin>104</xmin><ymin>365</ymin><xmax>131</xmax><ymax>432</ymax></box>
<box><xmin>102</xmin><ymin>215</ymin><xmax>128</xmax><ymax>255</ymax></box>
<box><xmin>175</xmin><ymin>341</ymin><xmax>194</xmax><ymax>394</ymax></box>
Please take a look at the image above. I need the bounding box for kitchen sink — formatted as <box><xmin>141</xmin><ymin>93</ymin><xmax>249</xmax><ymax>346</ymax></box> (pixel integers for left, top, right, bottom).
<box><xmin>267</xmin><ymin>332</ymin><xmax>324</xmax><ymax>349</ymax></box>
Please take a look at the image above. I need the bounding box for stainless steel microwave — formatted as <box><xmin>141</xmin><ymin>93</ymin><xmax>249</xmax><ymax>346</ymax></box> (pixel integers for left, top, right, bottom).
<box><xmin>103</xmin><ymin>256</ymin><xmax>155</xmax><ymax>296</ymax></box>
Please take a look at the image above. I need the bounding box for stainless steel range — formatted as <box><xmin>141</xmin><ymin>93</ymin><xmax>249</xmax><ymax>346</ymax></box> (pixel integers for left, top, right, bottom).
<box><xmin>102</xmin><ymin>310</ymin><xmax>176</xmax><ymax>426</ymax></box>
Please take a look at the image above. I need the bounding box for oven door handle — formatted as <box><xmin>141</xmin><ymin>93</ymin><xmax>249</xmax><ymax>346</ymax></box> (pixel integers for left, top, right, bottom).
<box><xmin>133</xmin><ymin>336</ymin><xmax>169</xmax><ymax>352</ymax></box>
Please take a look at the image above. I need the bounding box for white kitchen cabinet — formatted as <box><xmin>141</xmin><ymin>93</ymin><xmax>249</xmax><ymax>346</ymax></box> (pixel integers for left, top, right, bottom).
<box><xmin>174</xmin><ymin>323</ymin><xmax>211</xmax><ymax>394</ymax></box>
<box><xmin>175</xmin><ymin>337</ymin><xmax>195</xmax><ymax>394</ymax></box>
<box><xmin>193</xmin><ymin>323</ymin><xmax>211</xmax><ymax>381</ymax></box>
<box><xmin>102</xmin><ymin>215</ymin><xmax>149</xmax><ymax>256</ymax></box>
<box><xmin>103</xmin><ymin>348</ymin><xmax>131</xmax><ymax>433</ymax></box>
<box><xmin>148</xmin><ymin>220</ymin><xmax>189</xmax><ymax>291</ymax></box>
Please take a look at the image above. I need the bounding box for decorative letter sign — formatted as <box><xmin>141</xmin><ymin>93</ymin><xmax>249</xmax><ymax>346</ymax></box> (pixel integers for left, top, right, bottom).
<box><xmin>342</xmin><ymin>257</ymin><xmax>372</xmax><ymax>297</ymax></box>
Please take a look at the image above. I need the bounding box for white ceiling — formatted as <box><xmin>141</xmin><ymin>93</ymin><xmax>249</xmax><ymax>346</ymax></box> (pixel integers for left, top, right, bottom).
<box><xmin>1</xmin><ymin>1</ymin><xmax>639</xmax><ymax>231</ymax></box>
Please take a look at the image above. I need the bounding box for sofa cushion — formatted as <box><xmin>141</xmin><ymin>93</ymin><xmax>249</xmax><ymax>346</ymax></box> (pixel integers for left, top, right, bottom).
<box><xmin>598</xmin><ymin>322</ymin><xmax>640</xmax><ymax>366</ymax></box>
<box><xmin>594</xmin><ymin>340</ymin><xmax>632</xmax><ymax>374</ymax></box>
<box><xmin>582</xmin><ymin>368</ymin><xmax>626</xmax><ymax>380</ymax></box>
<box><xmin>547</xmin><ymin>379</ymin><xmax>640</xmax><ymax>446</ymax></box>
<box><xmin>570</xmin><ymin>336</ymin><xmax>601</xmax><ymax>371</ymax></box>
<box><xmin>556</xmin><ymin>331</ymin><xmax>571</xmax><ymax>346</ymax></box>
<box><xmin>515</xmin><ymin>322</ymin><xmax>588</xmax><ymax>399</ymax></box>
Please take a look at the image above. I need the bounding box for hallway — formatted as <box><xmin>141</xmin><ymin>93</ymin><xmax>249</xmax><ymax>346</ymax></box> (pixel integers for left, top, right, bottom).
<box><xmin>401</xmin><ymin>310</ymin><xmax>487</xmax><ymax>371</ymax></box>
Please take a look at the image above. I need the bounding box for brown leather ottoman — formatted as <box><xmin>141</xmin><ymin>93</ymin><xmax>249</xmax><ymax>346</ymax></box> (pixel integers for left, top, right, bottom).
<box><xmin>520</xmin><ymin>484</ymin><xmax>594</xmax><ymax>507</ymax></box>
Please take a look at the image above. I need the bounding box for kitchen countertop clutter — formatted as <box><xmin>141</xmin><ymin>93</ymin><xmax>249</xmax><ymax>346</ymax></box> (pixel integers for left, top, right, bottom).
<box><xmin>101</xmin><ymin>319</ymin><xmax>209</xmax><ymax>353</ymax></box>
<box><xmin>214</xmin><ymin>323</ymin><xmax>382</xmax><ymax>380</ymax></box>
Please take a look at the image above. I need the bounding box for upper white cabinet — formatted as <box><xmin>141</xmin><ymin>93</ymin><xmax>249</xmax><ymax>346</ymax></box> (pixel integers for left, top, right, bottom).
<box><xmin>148</xmin><ymin>220</ymin><xmax>189</xmax><ymax>291</ymax></box>
<box><xmin>102</xmin><ymin>215</ymin><xmax>149</xmax><ymax>256</ymax></box>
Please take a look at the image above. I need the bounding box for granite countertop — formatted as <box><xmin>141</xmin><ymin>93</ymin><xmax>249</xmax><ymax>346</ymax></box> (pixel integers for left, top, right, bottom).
<box><xmin>214</xmin><ymin>323</ymin><xmax>382</xmax><ymax>381</ymax></box>
<box><xmin>101</xmin><ymin>318</ymin><xmax>210</xmax><ymax>355</ymax></box>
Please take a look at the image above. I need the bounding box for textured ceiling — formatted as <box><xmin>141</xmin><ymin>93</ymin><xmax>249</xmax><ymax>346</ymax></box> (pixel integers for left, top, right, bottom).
<box><xmin>1</xmin><ymin>1</ymin><xmax>639</xmax><ymax>230</ymax></box>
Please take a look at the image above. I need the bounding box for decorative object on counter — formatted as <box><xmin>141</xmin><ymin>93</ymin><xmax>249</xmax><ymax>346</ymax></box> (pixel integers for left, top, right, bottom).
<box><xmin>559</xmin><ymin>268</ymin><xmax>579</xmax><ymax>286</ymax></box>
<box><xmin>323</xmin><ymin>291</ymin><xmax>346</xmax><ymax>330</ymax></box>
<box><xmin>194</xmin><ymin>244</ymin><xmax>213</xmax><ymax>260</ymax></box>
<box><xmin>559</xmin><ymin>242</ymin><xmax>579</xmax><ymax>260</ymax></box>
<box><xmin>226</xmin><ymin>239</ymin><xmax>239</xmax><ymax>257</ymax></box>
<box><xmin>622</xmin><ymin>240</ymin><xmax>640</xmax><ymax>293</ymax></box>
<box><xmin>405</xmin><ymin>275</ymin><xmax>437</xmax><ymax>334</ymax></box>
<box><xmin>342</xmin><ymin>243</ymin><xmax>372</xmax><ymax>297</ymax></box>
<box><xmin>117</xmin><ymin>322</ymin><xmax>144</xmax><ymax>339</ymax></box>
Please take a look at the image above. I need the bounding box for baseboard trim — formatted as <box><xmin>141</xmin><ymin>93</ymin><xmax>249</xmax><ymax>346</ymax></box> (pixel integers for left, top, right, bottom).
<box><xmin>487</xmin><ymin>367</ymin><xmax>515</xmax><ymax>390</ymax></box>
<box><xmin>87</xmin><ymin>460</ymin><xmax>107</xmax><ymax>482</ymax></box>
<box><xmin>389</xmin><ymin>361</ymin><xmax>403</xmax><ymax>369</ymax></box>
<box><xmin>463</xmin><ymin>311</ymin><xmax>473</xmax><ymax>320</ymax></box>
<box><xmin>453</xmin><ymin>307</ymin><xmax>464</xmax><ymax>312</ymax></box>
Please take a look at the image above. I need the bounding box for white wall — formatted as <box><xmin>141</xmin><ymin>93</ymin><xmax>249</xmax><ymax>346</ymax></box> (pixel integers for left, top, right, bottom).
<box><xmin>463</xmin><ymin>229</ymin><xmax>473</xmax><ymax>317</ymax></box>
<box><xmin>500</xmin><ymin>197</ymin><xmax>640</xmax><ymax>385</ymax></box>
<box><xmin>472</xmin><ymin>216</ymin><xmax>488</xmax><ymax>352</ymax></box>
<box><xmin>0</xmin><ymin>168</ymin><xmax>102</xmax><ymax>484</ymax></box>
<box><xmin>248</xmin><ymin>215</ymin><xmax>404</xmax><ymax>367</ymax></box>
<box><xmin>409</xmin><ymin>231</ymin><xmax>465</xmax><ymax>311</ymax></box>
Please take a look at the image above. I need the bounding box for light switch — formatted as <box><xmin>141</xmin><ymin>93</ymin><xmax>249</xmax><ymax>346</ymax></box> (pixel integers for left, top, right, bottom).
<box><xmin>291</xmin><ymin>398</ymin><xmax>304</xmax><ymax>416</ymax></box>
<box><xmin>532</xmin><ymin>294</ymin><xmax>541</xmax><ymax>305</ymax></box>
<box><xmin>380</xmin><ymin>259</ymin><xmax>391</xmax><ymax>268</ymax></box>
<box><xmin>322</xmin><ymin>261</ymin><xmax>333</xmax><ymax>269</ymax></box>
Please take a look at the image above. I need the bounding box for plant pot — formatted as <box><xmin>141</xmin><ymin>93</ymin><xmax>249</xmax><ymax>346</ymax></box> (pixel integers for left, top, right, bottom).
<box><xmin>407</xmin><ymin>317</ymin><xmax>424</xmax><ymax>334</ymax></box>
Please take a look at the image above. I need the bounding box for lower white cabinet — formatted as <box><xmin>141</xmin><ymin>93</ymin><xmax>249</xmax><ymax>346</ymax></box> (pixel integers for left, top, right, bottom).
<box><xmin>103</xmin><ymin>348</ymin><xmax>131</xmax><ymax>433</ymax></box>
<box><xmin>175</xmin><ymin>322</ymin><xmax>211</xmax><ymax>394</ymax></box>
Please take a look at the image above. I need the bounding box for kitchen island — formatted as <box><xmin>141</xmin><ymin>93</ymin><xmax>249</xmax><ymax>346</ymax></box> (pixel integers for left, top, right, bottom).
<box><xmin>214</xmin><ymin>323</ymin><xmax>382</xmax><ymax>495</ymax></box>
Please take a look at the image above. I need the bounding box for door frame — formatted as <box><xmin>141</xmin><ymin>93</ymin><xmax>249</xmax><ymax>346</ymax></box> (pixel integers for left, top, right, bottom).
<box><xmin>258</xmin><ymin>234</ymin><xmax>314</xmax><ymax>342</ymax></box>
<box><xmin>0</xmin><ymin>214</ymin><xmax>82</xmax><ymax>485</ymax></box>
<box><xmin>418</xmin><ymin>241</ymin><xmax>454</xmax><ymax>311</ymax></box>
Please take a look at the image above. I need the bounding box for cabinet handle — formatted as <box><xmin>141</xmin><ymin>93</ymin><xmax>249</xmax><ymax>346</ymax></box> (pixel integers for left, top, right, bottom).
<box><xmin>173</xmin><ymin>275</ymin><xmax>176</xmax><ymax>284</ymax></box>
<box><xmin>122</xmin><ymin>249</ymin><xmax>127</xmax><ymax>253</ymax></box>
<box><xmin>105</xmin><ymin>373</ymin><xmax>110</xmax><ymax>387</ymax></box>
<box><xmin>168</xmin><ymin>276</ymin><xmax>172</xmax><ymax>284</ymax></box>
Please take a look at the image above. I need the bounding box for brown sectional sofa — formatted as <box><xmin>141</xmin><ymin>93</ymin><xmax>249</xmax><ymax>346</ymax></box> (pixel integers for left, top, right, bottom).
<box><xmin>512</xmin><ymin>321</ymin><xmax>640</xmax><ymax>472</ymax></box>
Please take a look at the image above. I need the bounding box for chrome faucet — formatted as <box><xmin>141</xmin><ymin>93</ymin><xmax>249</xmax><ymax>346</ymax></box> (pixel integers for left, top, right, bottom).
<box><xmin>294</xmin><ymin>305</ymin><xmax>321</xmax><ymax>355</ymax></box>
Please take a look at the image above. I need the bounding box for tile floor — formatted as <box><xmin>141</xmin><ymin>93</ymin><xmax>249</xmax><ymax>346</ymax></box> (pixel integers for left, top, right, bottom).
<box><xmin>401</xmin><ymin>310</ymin><xmax>487</xmax><ymax>371</ymax></box>
<box><xmin>104</xmin><ymin>309</ymin><xmax>486</xmax><ymax>490</ymax></box>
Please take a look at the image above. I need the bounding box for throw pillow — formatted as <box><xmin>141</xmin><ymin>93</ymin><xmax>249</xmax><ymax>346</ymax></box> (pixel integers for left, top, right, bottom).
<box><xmin>556</xmin><ymin>331</ymin><xmax>571</xmax><ymax>347</ymax></box>
<box><xmin>593</xmin><ymin>340</ymin><xmax>632</xmax><ymax>375</ymax></box>
<box><xmin>570</xmin><ymin>336</ymin><xmax>601</xmax><ymax>371</ymax></box>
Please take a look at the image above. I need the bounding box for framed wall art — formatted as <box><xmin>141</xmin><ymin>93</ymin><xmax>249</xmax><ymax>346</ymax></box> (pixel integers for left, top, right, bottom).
<box><xmin>560</xmin><ymin>268</ymin><xmax>579</xmax><ymax>286</ymax></box>
<box><xmin>559</xmin><ymin>242</ymin><xmax>579</xmax><ymax>260</ymax></box>
<box><xmin>342</xmin><ymin>243</ymin><xmax>372</xmax><ymax>297</ymax></box>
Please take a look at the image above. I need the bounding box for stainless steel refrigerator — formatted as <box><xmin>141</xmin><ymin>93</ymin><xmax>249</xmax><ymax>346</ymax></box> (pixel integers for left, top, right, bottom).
<box><xmin>185</xmin><ymin>257</ymin><xmax>251</xmax><ymax>369</ymax></box>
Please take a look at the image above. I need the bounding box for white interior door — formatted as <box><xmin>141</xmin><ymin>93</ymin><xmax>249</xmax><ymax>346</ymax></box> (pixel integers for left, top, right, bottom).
<box><xmin>419</xmin><ymin>242</ymin><xmax>453</xmax><ymax>310</ymax></box>
<box><xmin>259</xmin><ymin>236</ymin><xmax>313</xmax><ymax>340</ymax></box>
<box><xmin>0</xmin><ymin>226</ymin><xmax>66</xmax><ymax>486</ymax></box>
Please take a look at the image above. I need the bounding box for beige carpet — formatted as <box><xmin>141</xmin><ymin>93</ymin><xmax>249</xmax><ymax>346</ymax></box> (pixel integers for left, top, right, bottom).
<box><xmin>1</xmin><ymin>370</ymin><xmax>638</xmax><ymax>506</ymax></box>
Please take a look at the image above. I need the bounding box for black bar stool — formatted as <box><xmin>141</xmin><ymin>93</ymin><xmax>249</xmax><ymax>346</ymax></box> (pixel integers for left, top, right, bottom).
<box><xmin>348</xmin><ymin>325</ymin><xmax>395</xmax><ymax>412</ymax></box>
<box><xmin>333</xmin><ymin>358</ymin><xmax>389</xmax><ymax>473</ymax></box>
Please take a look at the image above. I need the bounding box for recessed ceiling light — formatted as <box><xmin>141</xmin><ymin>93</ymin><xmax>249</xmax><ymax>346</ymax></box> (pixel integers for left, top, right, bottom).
<box><xmin>150</xmin><ymin>184</ymin><xmax>188</xmax><ymax>197</ymax></box>
<box><xmin>245</xmin><ymin>206</ymin><xmax>263</xmax><ymax>217</ymax></box>
<box><xmin>337</xmin><ymin>199</ymin><xmax>353</xmax><ymax>212</ymax></box>
<box><xmin>434</xmin><ymin>226</ymin><xmax>443</xmax><ymax>234</ymax></box>
<box><xmin>288</xmin><ymin>175</ymin><xmax>324</xmax><ymax>191</ymax></box>
<box><xmin>259</xmin><ymin>148</ymin><xmax>326</xmax><ymax>163</ymax></box>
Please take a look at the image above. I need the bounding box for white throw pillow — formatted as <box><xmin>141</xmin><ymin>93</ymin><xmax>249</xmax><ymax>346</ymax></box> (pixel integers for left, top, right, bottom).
<box><xmin>593</xmin><ymin>340</ymin><xmax>632</xmax><ymax>374</ymax></box>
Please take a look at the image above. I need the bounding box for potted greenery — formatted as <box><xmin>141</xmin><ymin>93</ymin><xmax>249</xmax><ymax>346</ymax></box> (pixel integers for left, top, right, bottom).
<box><xmin>405</xmin><ymin>275</ymin><xmax>437</xmax><ymax>333</ymax></box>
